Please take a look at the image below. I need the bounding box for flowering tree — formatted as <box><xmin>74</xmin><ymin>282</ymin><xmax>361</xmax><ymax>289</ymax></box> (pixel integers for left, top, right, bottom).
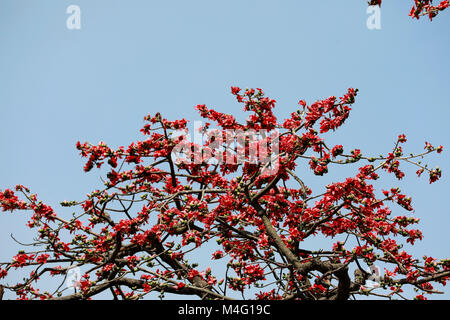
<box><xmin>369</xmin><ymin>0</ymin><xmax>448</xmax><ymax>20</ymax></box>
<box><xmin>0</xmin><ymin>85</ymin><xmax>448</xmax><ymax>300</ymax></box>
<box><xmin>0</xmin><ymin>3</ymin><xmax>449</xmax><ymax>301</ymax></box>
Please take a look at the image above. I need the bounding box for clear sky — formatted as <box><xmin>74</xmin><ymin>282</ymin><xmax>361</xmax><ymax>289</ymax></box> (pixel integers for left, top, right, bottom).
<box><xmin>0</xmin><ymin>0</ymin><xmax>449</xmax><ymax>299</ymax></box>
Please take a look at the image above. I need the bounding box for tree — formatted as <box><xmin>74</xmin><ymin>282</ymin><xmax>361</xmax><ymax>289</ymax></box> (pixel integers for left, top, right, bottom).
<box><xmin>0</xmin><ymin>2</ymin><xmax>448</xmax><ymax>301</ymax></box>
<box><xmin>0</xmin><ymin>86</ymin><xmax>448</xmax><ymax>300</ymax></box>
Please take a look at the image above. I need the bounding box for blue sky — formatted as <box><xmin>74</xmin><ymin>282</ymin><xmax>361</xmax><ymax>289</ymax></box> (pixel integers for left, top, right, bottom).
<box><xmin>0</xmin><ymin>0</ymin><xmax>449</xmax><ymax>299</ymax></box>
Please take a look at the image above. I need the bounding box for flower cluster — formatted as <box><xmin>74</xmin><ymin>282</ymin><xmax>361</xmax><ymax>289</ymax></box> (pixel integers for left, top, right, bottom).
<box><xmin>409</xmin><ymin>0</ymin><xmax>449</xmax><ymax>20</ymax></box>
<box><xmin>368</xmin><ymin>0</ymin><xmax>448</xmax><ymax>20</ymax></box>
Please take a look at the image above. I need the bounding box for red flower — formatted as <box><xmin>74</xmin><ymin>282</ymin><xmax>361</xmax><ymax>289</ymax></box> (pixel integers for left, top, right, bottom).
<box><xmin>231</xmin><ymin>86</ymin><xmax>241</xmax><ymax>95</ymax></box>
<box><xmin>176</xmin><ymin>282</ymin><xmax>186</xmax><ymax>290</ymax></box>
<box><xmin>36</xmin><ymin>254</ymin><xmax>50</xmax><ymax>264</ymax></box>
<box><xmin>0</xmin><ymin>268</ymin><xmax>7</xmax><ymax>279</ymax></box>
